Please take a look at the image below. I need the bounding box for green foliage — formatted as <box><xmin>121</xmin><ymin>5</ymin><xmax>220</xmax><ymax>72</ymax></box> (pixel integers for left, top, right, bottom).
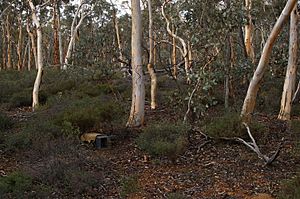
<box><xmin>137</xmin><ymin>123</ymin><xmax>189</xmax><ymax>159</ymax></box>
<box><xmin>120</xmin><ymin>175</ymin><xmax>140</xmax><ymax>198</ymax></box>
<box><xmin>205</xmin><ymin>111</ymin><xmax>266</xmax><ymax>138</ymax></box>
<box><xmin>0</xmin><ymin>112</ymin><xmax>13</xmax><ymax>132</ymax></box>
<box><xmin>9</xmin><ymin>89</ymin><xmax>32</xmax><ymax>108</ymax></box>
<box><xmin>279</xmin><ymin>174</ymin><xmax>300</xmax><ymax>199</ymax></box>
<box><xmin>56</xmin><ymin>97</ymin><xmax>124</xmax><ymax>132</ymax></box>
<box><xmin>0</xmin><ymin>171</ymin><xmax>32</xmax><ymax>197</ymax></box>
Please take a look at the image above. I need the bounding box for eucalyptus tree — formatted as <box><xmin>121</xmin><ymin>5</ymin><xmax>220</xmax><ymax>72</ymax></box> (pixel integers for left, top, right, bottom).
<box><xmin>127</xmin><ymin>0</ymin><xmax>145</xmax><ymax>127</ymax></box>
<box><xmin>241</xmin><ymin>0</ymin><xmax>297</xmax><ymax>123</ymax></box>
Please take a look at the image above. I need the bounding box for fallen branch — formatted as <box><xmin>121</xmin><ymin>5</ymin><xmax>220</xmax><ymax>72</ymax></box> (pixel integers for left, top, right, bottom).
<box><xmin>235</xmin><ymin>123</ymin><xmax>283</xmax><ymax>166</ymax></box>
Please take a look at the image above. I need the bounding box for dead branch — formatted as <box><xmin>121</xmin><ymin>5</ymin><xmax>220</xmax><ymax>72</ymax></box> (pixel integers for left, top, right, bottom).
<box><xmin>235</xmin><ymin>123</ymin><xmax>283</xmax><ymax>166</ymax></box>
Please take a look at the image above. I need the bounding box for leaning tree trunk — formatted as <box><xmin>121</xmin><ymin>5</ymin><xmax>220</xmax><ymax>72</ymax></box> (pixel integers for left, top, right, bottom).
<box><xmin>28</xmin><ymin>0</ymin><xmax>44</xmax><ymax>111</ymax></box>
<box><xmin>244</xmin><ymin>0</ymin><xmax>255</xmax><ymax>62</ymax></box>
<box><xmin>147</xmin><ymin>0</ymin><xmax>157</xmax><ymax>110</ymax></box>
<box><xmin>127</xmin><ymin>0</ymin><xmax>145</xmax><ymax>127</ymax></box>
<box><xmin>27</xmin><ymin>18</ymin><xmax>37</xmax><ymax>69</ymax></box>
<box><xmin>241</xmin><ymin>0</ymin><xmax>297</xmax><ymax>123</ymax></box>
<box><xmin>278</xmin><ymin>5</ymin><xmax>298</xmax><ymax>121</ymax></box>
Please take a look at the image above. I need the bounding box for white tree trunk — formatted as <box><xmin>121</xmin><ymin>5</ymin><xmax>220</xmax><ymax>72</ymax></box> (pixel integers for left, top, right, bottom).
<box><xmin>278</xmin><ymin>5</ymin><xmax>298</xmax><ymax>121</ymax></box>
<box><xmin>147</xmin><ymin>0</ymin><xmax>157</xmax><ymax>110</ymax></box>
<box><xmin>63</xmin><ymin>1</ymin><xmax>90</xmax><ymax>69</ymax></box>
<box><xmin>241</xmin><ymin>0</ymin><xmax>297</xmax><ymax>123</ymax></box>
<box><xmin>127</xmin><ymin>0</ymin><xmax>145</xmax><ymax>127</ymax></box>
<box><xmin>162</xmin><ymin>0</ymin><xmax>190</xmax><ymax>83</ymax></box>
<box><xmin>28</xmin><ymin>0</ymin><xmax>44</xmax><ymax>111</ymax></box>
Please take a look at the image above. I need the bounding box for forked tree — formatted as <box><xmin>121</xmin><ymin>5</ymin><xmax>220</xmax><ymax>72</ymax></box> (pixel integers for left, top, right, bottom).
<box><xmin>241</xmin><ymin>0</ymin><xmax>297</xmax><ymax>123</ymax></box>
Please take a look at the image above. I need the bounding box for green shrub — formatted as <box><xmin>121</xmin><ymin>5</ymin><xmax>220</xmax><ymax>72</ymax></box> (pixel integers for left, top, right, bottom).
<box><xmin>204</xmin><ymin>111</ymin><xmax>266</xmax><ymax>138</ymax></box>
<box><xmin>279</xmin><ymin>174</ymin><xmax>300</xmax><ymax>199</ymax></box>
<box><xmin>56</xmin><ymin>98</ymin><xmax>124</xmax><ymax>132</ymax></box>
<box><xmin>0</xmin><ymin>112</ymin><xmax>13</xmax><ymax>132</ymax></box>
<box><xmin>9</xmin><ymin>89</ymin><xmax>32</xmax><ymax>108</ymax></box>
<box><xmin>167</xmin><ymin>192</ymin><xmax>186</xmax><ymax>199</ymax></box>
<box><xmin>137</xmin><ymin>123</ymin><xmax>189</xmax><ymax>159</ymax></box>
<box><xmin>120</xmin><ymin>175</ymin><xmax>140</xmax><ymax>198</ymax></box>
<box><xmin>0</xmin><ymin>171</ymin><xmax>32</xmax><ymax>197</ymax></box>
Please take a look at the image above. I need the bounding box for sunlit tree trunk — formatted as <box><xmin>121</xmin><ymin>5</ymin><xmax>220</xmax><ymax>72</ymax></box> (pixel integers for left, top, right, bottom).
<box><xmin>28</xmin><ymin>38</ymin><xmax>31</xmax><ymax>71</ymax></box>
<box><xmin>6</xmin><ymin>15</ymin><xmax>12</xmax><ymax>69</ymax></box>
<box><xmin>17</xmin><ymin>14</ymin><xmax>23</xmax><ymax>71</ymax></box>
<box><xmin>147</xmin><ymin>0</ymin><xmax>157</xmax><ymax>110</ymax></box>
<box><xmin>241</xmin><ymin>0</ymin><xmax>297</xmax><ymax>123</ymax></box>
<box><xmin>28</xmin><ymin>0</ymin><xmax>44</xmax><ymax>111</ymax></box>
<box><xmin>57</xmin><ymin>3</ymin><xmax>63</xmax><ymax>67</ymax></box>
<box><xmin>278</xmin><ymin>5</ymin><xmax>298</xmax><ymax>121</ymax></box>
<box><xmin>127</xmin><ymin>0</ymin><xmax>145</xmax><ymax>127</ymax></box>
<box><xmin>244</xmin><ymin>0</ymin><xmax>255</xmax><ymax>62</ymax></box>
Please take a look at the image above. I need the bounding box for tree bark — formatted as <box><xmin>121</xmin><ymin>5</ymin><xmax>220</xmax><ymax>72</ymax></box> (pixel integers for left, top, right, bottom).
<box><xmin>147</xmin><ymin>0</ymin><xmax>157</xmax><ymax>110</ymax></box>
<box><xmin>28</xmin><ymin>0</ymin><xmax>44</xmax><ymax>111</ymax></box>
<box><xmin>6</xmin><ymin>15</ymin><xmax>12</xmax><ymax>69</ymax></box>
<box><xmin>244</xmin><ymin>0</ymin><xmax>255</xmax><ymax>62</ymax></box>
<box><xmin>2</xmin><ymin>24</ymin><xmax>6</xmax><ymax>69</ymax></box>
<box><xmin>278</xmin><ymin>5</ymin><xmax>298</xmax><ymax>120</ymax></box>
<box><xmin>127</xmin><ymin>0</ymin><xmax>145</xmax><ymax>127</ymax></box>
<box><xmin>172</xmin><ymin>24</ymin><xmax>177</xmax><ymax>78</ymax></box>
<box><xmin>162</xmin><ymin>0</ymin><xmax>190</xmax><ymax>83</ymax></box>
<box><xmin>63</xmin><ymin>1</ymin><xmax>90</xmax><ymax>69</ymax></box>
<box><xmin>17</xmin><ymin>14</ymin><xmax>23</xmax><ymax>71</ymax></box>
<box><xmin>52</xmin><ymin>0</ymin><xmax>60</xmax><ymax>68</ymax></box>
<box><xmin>27</xmin><ymin>18</ymin><xmax>38</xmax><ymax>69</ymax></box>
<box><xmin>241</xmin><ymin>0</ymin><xmax>297</xmax><ymax>123</ymax></box>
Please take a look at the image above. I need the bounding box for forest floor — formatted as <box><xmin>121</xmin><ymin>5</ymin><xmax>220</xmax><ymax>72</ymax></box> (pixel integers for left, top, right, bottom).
<box><xmin>1</xmin><ymin>104</ymin><xmax>299</xmax><ymax>199</ymax></box>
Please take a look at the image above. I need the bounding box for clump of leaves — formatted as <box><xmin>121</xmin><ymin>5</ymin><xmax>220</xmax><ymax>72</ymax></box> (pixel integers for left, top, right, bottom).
<box><xmin>279</xmin><ymin>174</ymin><xmax>300</xmax><ymax>199</ymax></box>
<box><xmin>120</xmin><ymin>175</ymin><xmax>140</xmax><ymax>198</ymax></box>
<box><xmin>0</xmin><ymin>171</ymin><xmax>32</xmax><ymax>197</ymax></box>
<box><xmin>205</xmin><ymin>111</ymin><xmax>266</xmax><ymax>138</ymax></box>
<box><xmin>0</xmin><ymin>112</ymin><xmax>13</xmax><ymax>132</ymax></box>
<box><xmin>137</xmin><ymin>122</ymin><xmax>189</xmax><ymax>160</ymax></box>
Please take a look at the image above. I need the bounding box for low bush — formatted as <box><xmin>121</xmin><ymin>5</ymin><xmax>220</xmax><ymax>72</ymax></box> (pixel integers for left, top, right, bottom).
<box><xmin>0</xmin><ymin>171</ymin><xmax>32</xmax><ymax>197</ymax></box>
<box><xmin>137</xmin><ymin>122</ymin><xmax>189</xmax><ymax>160</ymax></box>
<box><xmin>279</xmin><ymin>174</ymin><xmax>300</xmax><ymax>199</ymax></box>
<box><xmin>204</xmin><ymin>111</ymin><xmax>266</xmax><ymax>138</ymax></box>
<box><xmin>56</xmin><ymin>97</ymin><xmax>124</xmax><ymax>132</ymax></box>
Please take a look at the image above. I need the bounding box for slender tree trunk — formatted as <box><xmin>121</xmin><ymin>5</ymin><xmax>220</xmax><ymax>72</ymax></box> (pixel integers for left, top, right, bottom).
<box><xmin>17</xmin><ymin>14</ymin><xmax>23</xmax><ymax>71</ymax></box>
<box><xmin>6</xmin><ymin>15</ymin><xmax>12</xmax><ymax>69</ymax></box>
<box><xmin>241</xmin><ymin>0</ymin><xmax>297</xmax><ymax>123</ymax></box>
<box><xmin>112</xmin><ymin>6</ymin><xmax>125</xmax><ymax>75</ymax></box>
<box><xmin>28</xmin><ymin>0</ymin><xmax>44</xmax><ymax>111</ymax></box>
<box><xmin>188</xmin><ymin>41</ymin><xmax>193</xmax><ymax>70</ymax></box>
<box><xmin>162</xmin><ymin>0</ymin><xmax>190</xmax><ymax>83</ymax></box>
<box><xmin>147</xmin><ymin>0</ymin><xmax>157</xmax><ymax>110</ymax></box>
<box><xmin>63</xmin><ymin>1</ymin><xmax>90</xmax><ymax>69</ymax></box>
<box><xmin>22</xmin><ymin>39</ymin><xmax>29</xmax><ymax>70</ymax></box>
<box><xmin>52</xmin><ymin>0</ymin><xmax>60</xmax><ymax>68</ymax></box>
<box><xmin>172</xmin><ymin>25</ymin><xmax>177</xmax><ymax>78</ymax></box>
<box><xmin>2</xmin><ymin>24</ymin><xmax>6</xmax><ymax>69</ymax></box>
<box><xmin>244</xmin><ymin>0</ymin><xmax>255</xmax><ymax>62</ymax></box>
<box><xmin>127</xmin><ymin>0</ymin><xmax>145</xmax><ymax>127</ymax></box>
<box><xmin>28</xmin><ymin>38</ymin><xmax>31</xmax><ymax>71</ymax></box>
<box><xmin>27</xmin><ymin>19</ymin><xmax>38</xmax><ymax>69</ymax></box>
<box><xmin>57</xmin><ymin>3</ymin><xmax>63</xmax><ymax>67</ymax></box>
<box><xmin>278</xmin><ymin>5</ymin><xmax>298</xmax><ymax>121</ymax></box>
